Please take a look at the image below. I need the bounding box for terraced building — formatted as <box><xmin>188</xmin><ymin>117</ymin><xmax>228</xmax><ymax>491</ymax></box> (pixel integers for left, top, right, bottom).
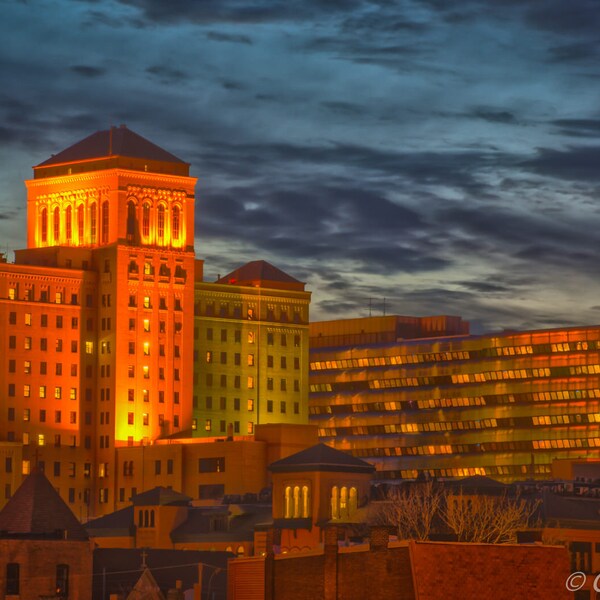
<box><xmin>309</xmin><ymin>316</ymin><xmax>600</xmax><ymax>482</ymax></box>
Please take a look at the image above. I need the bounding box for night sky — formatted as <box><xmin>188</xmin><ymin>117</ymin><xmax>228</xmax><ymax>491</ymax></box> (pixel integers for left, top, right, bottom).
<box><xmin>2</xmin><ymin>0</ymin><xmax>600</xmax><ymax>332</ymax></box>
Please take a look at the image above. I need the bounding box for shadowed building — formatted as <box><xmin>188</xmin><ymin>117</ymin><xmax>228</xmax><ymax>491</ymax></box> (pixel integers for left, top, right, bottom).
<box><xmin>0</xmin><ymin>470</ymin><xmax>93</xmax><ymax>599</ymax></box>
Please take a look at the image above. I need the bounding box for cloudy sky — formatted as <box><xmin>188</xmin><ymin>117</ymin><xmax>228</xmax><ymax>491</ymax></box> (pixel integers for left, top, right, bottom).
<box><xmin>2</xmin><ymin>0</ymin><xmax>600</xmax><ymax>332</ymax></box>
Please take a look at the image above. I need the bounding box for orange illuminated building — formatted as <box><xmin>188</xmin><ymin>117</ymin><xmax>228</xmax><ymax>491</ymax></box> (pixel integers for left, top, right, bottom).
<box><xmin>0</xmin><ymin>126</ymin><xmax>196</xmax><ymax>517</ymax></box>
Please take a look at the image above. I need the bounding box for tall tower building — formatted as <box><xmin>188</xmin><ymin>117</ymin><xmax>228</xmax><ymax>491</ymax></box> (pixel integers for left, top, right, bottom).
<box><xmin>1</xmin><ymin>126</ymin><xmax>196</xmax><ymax>515</ymax></box>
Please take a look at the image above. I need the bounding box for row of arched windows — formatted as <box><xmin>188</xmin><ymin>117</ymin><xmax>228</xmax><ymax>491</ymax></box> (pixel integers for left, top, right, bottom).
<box><xmin>39</xmin><ymin>201</ymin><xmax>107</xmax><ymax>246</ymax></box>
<box><xmin>138</xmin><ymin>509</ymin><xmax>155</xmax><ymax>528</ymax></box>
<box><xmin>284</xmin><ymin>485</ymin><xmax>311</xmax><ymax>519</ymax></box>
<box><xmin>331</xmin><ymin>486</ymin><xmax>358</xmax><ymax>520</ymax></box>
<box><xmin>126</xmin><ymin>199</ymin><xmax>183</xmax><ymax>246</ymax></box>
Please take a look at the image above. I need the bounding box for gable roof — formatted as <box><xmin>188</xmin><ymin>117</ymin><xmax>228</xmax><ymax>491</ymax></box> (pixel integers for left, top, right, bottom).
<box><xmin>217</xmin><ymin>260</ymin><xmax>305</xmax><ymax>291</ymax></box>
<box><xmin>132</xmin><ymin>487</ymin><xmax>191</xmax><ymax>507</ymax></box>
<box><xmin>86</xmin><ymin>505</ymin><xmax>135</xmax><ymax>538</ymax></box>
<box><xmin>127</xmin><ymin>568</ymin><xmax>165</xmax><ymax>600</ymax></box>
<box><xmin>269</xmin><ymin>443</ymin><xmax>375</xmax><ymax>474</ymax></box>
<box><xmin>36</xmin><ymin>125</ymin><xmax>187</xmax><ymax>167</ymax></box>
<box><xmin>0</xmin><ymin>470</ymin><xmax>88</xmax><ymax>540</ymax></box>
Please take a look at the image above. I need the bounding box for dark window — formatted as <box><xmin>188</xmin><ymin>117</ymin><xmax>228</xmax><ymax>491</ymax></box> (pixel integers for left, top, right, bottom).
<box><xmin>6</xmin><ymin>563</ymin><xmax>19</xmax><ymax>595</ymax></box>
<box><xmin>56</xmin><ymin>564</ymin><xmax>69</xmax><ymax>597</ymax></box>
<box><xmin>198</xmin><ymin>484</ymin><xmax>225</xmax><ymax>500</ymax></box>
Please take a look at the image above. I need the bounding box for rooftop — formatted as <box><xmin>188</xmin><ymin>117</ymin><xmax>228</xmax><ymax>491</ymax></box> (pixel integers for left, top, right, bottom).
<box><xmin>269</xmin><ymin>443</ymin><xmax>375</xmax><ymax>474</ymax></box>
<box><xmin>0</xmin><ymin>470</ymin><xmax>88</xmax><ymax>541</ymax></box>
<box><xmin>217</xmin><ymin>260</ymin><xmax>306</xmax><ymax>292</ymax></box>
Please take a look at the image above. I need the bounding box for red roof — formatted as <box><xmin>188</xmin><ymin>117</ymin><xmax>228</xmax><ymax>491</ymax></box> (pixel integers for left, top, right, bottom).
<box><xmin>0</xmin><ymin>470</ymin><xmax>88</xmax><ymax>540</ymax></box>
<box><xmin>217</xmin><ymin>260</ymin><xmax>305</xmax><ymax>291</ymax></box>
<box><xmin>36</xmin><ymin>125</ymin><xmax>187</xmax><ymax>167</ymax></box>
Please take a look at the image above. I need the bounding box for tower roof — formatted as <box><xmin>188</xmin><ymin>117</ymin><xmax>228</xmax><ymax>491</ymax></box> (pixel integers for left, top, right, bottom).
<box><xmin>269</xmin><ymin>443</ymin><xmax>375</xmax><ymax>474</ymax></box>
<box><xmin>217</xmin><ymin>260</ymin><xmax>305</xmax><ymax>291</ymax></box>
<box><xmin>37</xmin><ymin>125</ymin><xmax>186</xmax><ymax>166</ymax></box>
<box><xmin>33</xmin><ymin>125</ymin><xmax>190</xmax><ymax>178</ymax></box>
<box><xmin>0</xmin><ymin>470</ymin><xmax>89</xmax><ymax>540</ymax></box>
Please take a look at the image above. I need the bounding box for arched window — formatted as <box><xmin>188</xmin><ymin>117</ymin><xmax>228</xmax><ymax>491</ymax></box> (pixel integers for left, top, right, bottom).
<box><xmin>90</xmin><ymin>202</ymin><xmax>97</xmax><ymax>243</ymax></box>
<box><xmin>101</xmin><ymin>201</ymin><xmax>109</xmax><ymax>244</ymax></box>
<box><xmin>138</xmin><ymin>510</ymin><xmax>143</xmax><ymax>528</ymax></box>
<box><xmin>237</xmin><ymin>545</ymin><xmax>245</xmax><ymax>556</ymax></box>
<box><xmin>144</xmin><ymin>509</ymin><xmax>149</xmax><ymax>527</ymax></box>
<box><xmin>129</xmin><ymin>461</ymin><xmax>134</xmax><ymax>476</ymax></box>
<box><xmin>172</xmin><ymin>205</ymin><xmax>180</xmax><ymax>241</ymax></box>
<box><xmin>302</xmin><ymin>485</ymin><xmax>310</xmax><ymax>518</ymax></box>
<box><xmin>331</xmin><ymin>486</ymin><xmax>339</xmax><ymax>520</ymax></box>
<box><xmin>157</xmin><ymin>204</ymin><xmax>165</xmax><ymax>241</ymax></box>
<box><xmin>284</xmin><ymin>486</ymin><xmax>292</xmax><ymax>518</ymax></box>
<box><xmin>53</xmin><ymin>207</ymin><xmax>60</xmax><ymax>242</ymax></box>
<box><xmin>65</xmin><ymin>205</ymin><xmax>72</xmax><ymax>242</ymax></box>
<box><xmin>77</xmin><ymin>204</ymin><xmax>84</xmax><ymax>242</ymax></box>
<box><xmin>150</xmin><ymin>510</ymin><xmax>155</xmax><ymax>528</ymax></box>
<box><xmin>340</xmin><ymin>487</ymin><xmax>348</xmax><ymax>520</ymax></box>
<box><xmin>293</xmin><ymin>486</ymin><xmax>300</xmax><ymax>518</ymax></box>
<box><xmin>127</xmin><ymin>200</ymin><xmax>136</xmax><ymax>241</ymax></box>
<box><xmin>142</xmin><ymin>203</ymin><xmax>150</xmax><ymax>238</ymax></box>
<box><xmin>41</xmin><ymin>207</ymin><xmax>48</xmax><ymax>243</ymax></box>
<box><xmin>349</xmin><ymin>487</ymin><xmax>357</xmax><ymax>515</ymax></box>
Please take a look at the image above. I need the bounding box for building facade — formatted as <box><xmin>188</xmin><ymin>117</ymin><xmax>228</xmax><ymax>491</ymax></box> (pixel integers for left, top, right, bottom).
<box><xmin>193</xmin><ymin>261</ymin><xmax>311</xmax><ymax>439</ymax></box>
<box><xmin>309</xmin><ymin>316</ymin><xmax>600</xmax><ymax>482</ymax></box>
<box><xmin>0</xmin><ymin>127</ymin><xmax>312</xmax><ymax>518</ymax></box>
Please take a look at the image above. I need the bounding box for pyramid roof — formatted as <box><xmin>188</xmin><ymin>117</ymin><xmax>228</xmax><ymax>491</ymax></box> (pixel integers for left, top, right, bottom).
<box><xmin>269</xmin><ymin>443</ymin><xmax>375</xmax><ymax>474</ymax></box>
<box><xmin>217</xmin><ymin>260</ymin><xmax>305</xmax><ymax>290</ymax></box>
<box><xmin>36</xmin><ymin>125</ymin><xmax>186</xmax><ymax>167</ymax></box>
<box><xmin>0</xmin><ymin>470</ymin><xmax>88</xmax><ymax>540</ymax></box>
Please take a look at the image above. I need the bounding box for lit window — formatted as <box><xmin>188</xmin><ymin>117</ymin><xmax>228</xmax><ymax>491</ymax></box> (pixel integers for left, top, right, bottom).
<box><xmin>143</xmin><ymin>342</ymin><xmax>150</xmax><ymax>356</ymax></box>
<box><xmin>143</xmin><ymin>413</ymin><xmax>149</xmax><ymax>426</ymax></box>
<box><xmin>157</xmin><ymin>204</ymin><xmax>165</xmax><ymax>239</ymax></box>
<box><xmin>247</xmin><ymin>399</ymin><xmax>254</xmax><ymax>411</ymax></box>
<box><xmin>23</xmin><ymin>385</ymin><xmax>30</xmax><ymax>398</ymax></box>
<box><xmin>24</xmin><ymin>360</ymin><xmax>31</xmax><ymax>374</ymax></box>
<box><xmin>8</xmin><ymin>287</ymin><xmax>16</xmax><ymax>300</ymax></box>
<box><xmin>24</xmin><ymin>337</ymin><xmax>32</xmax><ymax>350</ymax></box>
<box><xmin>70</xmin><ymin>388</ymin><xmax>77</xmax><ymax>400</ymax></box>
<box><xmin>247</xmin><ymin>354</ymin><xmax>254</xmax><ymax>366</ymax></box>
<box><xmin>55</xmin><ymin>292</ymin><xmax>62</xmax><ymax>304</ymax></box>
<box><xmin>143</xmin><ymin>366</ymin><xmax>150</xmax><ymax>379</ymax></box>
<box><xmin>41</xmin><ymin>207</ymin><xmax>48</xmax><ymax>243</ymax></box>
<box><xmin>39</xmin><ymin>386</ymin><xmax>46</xmax><ymax>398</ymax></box>
<box><xmin>143</xmin><ymin>296</ymin><xmax>151</xmax><ymax>308</ymax></box>
<box><xmin>55</xmin><ymin>387</ymin><xmax>62</xmax><ymax>399</ymax></box>
<box><xmin>24</xmin><ymin>313</ymin><xmax>32</xmax><ymax>326</ymax></box>
<box><xmin>38</xmin><ymin>434</ymin><xmax>45</xmax><ymax>446</ymax></box>
<box><xmin>143</xmin><ymin>319</ymin><xmax>150</xmax><ymax>332</ymax></box>
<box><xmin>142</xmin><ymin>203</ymin><xmax>150</xmax><ymax>237</ymax></box>
<box><xmin>205</xmin><ymin>419</ymin><xmax>212</xmax><ymax>431</ymax></box>
<box><xmin>53</xmin><ymin>206</ymin><xmax>60</xmax><ymax>242</ymax></box>
<box><xmin>248</xmin><ymin>376</ymin><xmax>254</xmax><ymax>389</ymax></box>
<box><xmin>172</xmin><ymin>205</ymin><xmax>180</xmax><ymax>240</ymax></box>
<box><xmin>85</xmin><ymin>341</ymin><xmax>93</xmax><ymax>354</ymax></box>
<box><xmin>90</xmin><ymin>202</ymin><xmax>97</xmax><ymax>242</ymax></box>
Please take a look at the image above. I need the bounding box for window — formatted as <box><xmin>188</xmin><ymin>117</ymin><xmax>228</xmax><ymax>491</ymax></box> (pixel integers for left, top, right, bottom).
<box><xmin>280</xmin><ymin>401</ymin><xmax>286</xmax><ymax>413</ymax></box>
<box><xmin>24</xmin><ymin>337</ymin><xmax>32</xmax><ymax>350</ymax></box>
<box><xmin>144</xmin><ymin>296</ymin><xmax>151</xmax><ymax>308</ymax></box>
<box><xmin>41</xmin><ymin>207</ymin><xmax>48</xmax><ymax>242</ymax></box>
<box><xmin>53</xmin><ymin>206</ymin><xmax>60</xmax><ymax>241</ymax></box>
<box><xmin>23</xmin><ymin>409</ymin><xmax>30</xmax><ymax>422</ymax></box>
<box><xmin>142</xmin><ymin>203</ymin><xmax>150</xmax><ymax>237</ymax></box>
<box><xmin>40</xmin><ymin>409</ymin><xmax>46</xmax><ymax>422</ymax></box>
<box><xmin>267</xmin><ymin>332</ymin><xmax>274</xmax><ymax>345</ymax></box>
<box><xmin>267</xmin><ymin>355</ymin><xmax>274</xmax><ymax>368</ymax></box>
<box><xmin>24</xmin><ymin>360</ymin><xmax>31</xmax><ymax>374</ymax></box>
<box><xmin>234</xmin><ymin>398</ymin><xmax>240</xmax><ymax>411</ymax></box>
<box><xmin>23</xmin><ymin>385</ymin><xmax>30</xmax><ymax>398</ymax></box>
<box><xmin>66</xmin><ymin>205</ymin><xmax>72</xmax><ymax>241</ymax></box>
<box><xmin>6</xmin><ymin>563</ymin><xmax>19</xmax><ymax>595</ymax></box>
<box><xmin>25</xmin><ymin>313</ymin><xmax>32</xmax><ymax>326</ymax></box>
<box><xmin>128</xmin><ymin>413</ymin><xmax>134</xmax><ymax>425</ymax></box>
<box><xmin>247</xmin><ymin>399</ymin><xmax>254</xmax><ymax>411</ymax></box>
<box><xmin>199</xmin><ymin>484</ymin><xmax>225</xmax><ymax>500</ymax></box>
<box><xmin>172</xmin><ymin>205</ymin><xmax>180</xmax><ymax>240</ymax></box>
<box><xmin>101</xmin><ymin>200</ymin><xmax>109</xmax><ymax>244</ymax></box>
<box><xmin>157</xmin><ymin>204</ymin><xmax>165</xmax><ymax>239</ymax></box>
<box><xmin>199</xmin><ymin>457</ymin><xmax>225</xmax><ymax>473</ymax></box>
<box><xmin>167</xmin><ymin>459</ymin><xmax>174</xmax><ymax>475</ymax></box>
<box><xmin>55</xmin><ymin>410</ymin><xmax>62</xmax><ymax>423</ymax></box>
<box><xmin>205</xmin><ymin>419</ymin><xmax>212</xmax><ymax>431</ymax></box>
<box><xmin>248</xmin><ymin>354</ymin><xmax>255</xmax><ymax>366</ymax></box>
<box><xmin>155</xmin><ymin>460</ymin><xmax>161</xmax><ymax>475</ymax></box>
<box><xmin>281</xmin><ymin>356</ymin><xmax>287</xmax><ymax>369</ymax></box>
<box><xmin>267</xmin><ymin>378</ymin><xmax>273</xmax><ymax>391</ymax></box>
<box><xmin>143</xmin><ymin>413</ymin><xmax>149</xmax><ymax>426</ymax></box>
<box><xmin>267</xmin><ymin>400</ymin><xmax>273</xmax><ymax>413</ymax></box>
<box><xmin>247</xmin><ymin>421</ymin><xmax>254</xmax><ymax>434</ymax></box>
<box><xmin>56</xmin><ymin>564</ymin><xmax>69</xmax><ymax>597</ymax></box>
<box><xmin>247</xmin><ymin>376</ymin><xmax>254</xmax><ymax>389</ymax></box>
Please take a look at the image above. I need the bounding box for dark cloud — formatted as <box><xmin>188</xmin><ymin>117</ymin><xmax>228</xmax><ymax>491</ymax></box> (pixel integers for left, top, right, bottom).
<box><xmin>551</xmin><ymin>119</ymin><xmax>600</xmax><ymax>138</ymax></box>
<box><xmin>206</xmin><ymin>31</ymin><xmax>252</xmax><ymax>44</ymax></box>
<box><xmin>521</xmin><ymin>146</ymin><xmax>600</xmax><ymax>182</ymax></box>
<box><xmin>471</xmin><ymin>108</ymin><xmax>518</xmax><ymax>125</ymax></box>
<box><xmin>70</xmin><ymin>65</ymin><xmax>106</xmax><ymax>77</ymax></box>
<box><xmin>145</xmin><ymin>65</ymin><xmax>187</xmax><ymax>82</ymax></box>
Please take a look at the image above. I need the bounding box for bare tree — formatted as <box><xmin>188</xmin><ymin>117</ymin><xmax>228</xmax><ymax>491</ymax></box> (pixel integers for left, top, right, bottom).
<box><xmin>441</xmin><ymin>490</ymin><xmax>540</xmax><ymax>544</ymax></box>
<box><xmin>368</xmin><ymin>484</ymin><xmax>539</xmax><ymax>544</ymax></box>
<box><xmin>368</xmin><ymin>482</ymin><xmax>443</xmax><ymax>540</ymax></box>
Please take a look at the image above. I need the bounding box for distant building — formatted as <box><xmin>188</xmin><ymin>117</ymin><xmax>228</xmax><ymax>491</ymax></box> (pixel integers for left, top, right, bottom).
<box><xmin>0</xmin><ymin>470</ymin><xmax>93</xmax><ymax>599</ymax></box>
<box><xmin>193</xmin><ymin>260</ymin><xmax>311</xmax><ymax>438</ymax></box>
<box><xmin>309</xmin><ymin>316</ymin><xmax>600</xmax><ymax>482</ymax></box>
